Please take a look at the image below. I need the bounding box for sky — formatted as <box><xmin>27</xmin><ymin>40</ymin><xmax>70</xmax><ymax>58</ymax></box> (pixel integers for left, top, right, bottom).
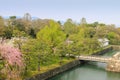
<box><xmin>0</xmin><ymin>0</ymin><xmax>120</xmax><ymax>26</ymax></box>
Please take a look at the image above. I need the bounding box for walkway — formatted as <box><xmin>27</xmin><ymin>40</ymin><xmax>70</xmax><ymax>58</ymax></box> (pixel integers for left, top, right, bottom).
<box><xmin>78</xmin><ymin>55</ymin><xmax>110</xmax><ymax>63</ymax></box>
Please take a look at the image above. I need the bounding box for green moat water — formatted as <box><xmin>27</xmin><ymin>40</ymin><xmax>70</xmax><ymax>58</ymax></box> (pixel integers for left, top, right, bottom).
<box><xmin>49</xmin><ymin>50</ymin><xmax>120</xmax><ymax>80</ymax></box>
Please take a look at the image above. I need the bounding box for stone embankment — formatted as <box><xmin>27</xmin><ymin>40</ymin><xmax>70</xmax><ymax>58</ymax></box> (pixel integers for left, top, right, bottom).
<box><xmin>106</xmin><ymin>52</ymin><xmax>120</xmax><ymax>72</ymax></box>
<box><xmin>111</xmin><ymin>45</ymin><xmax>120</xmax><ymax>50</ymax></box>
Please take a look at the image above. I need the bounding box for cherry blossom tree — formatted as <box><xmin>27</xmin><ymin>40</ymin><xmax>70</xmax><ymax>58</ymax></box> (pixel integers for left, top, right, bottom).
<box><xmin>0</xmin><ymin>44</ymin><xmax>24</xmax><ymax>80</ymax></box>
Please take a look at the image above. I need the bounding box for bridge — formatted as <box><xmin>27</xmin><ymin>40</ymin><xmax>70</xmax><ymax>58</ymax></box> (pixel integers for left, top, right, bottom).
<box><xmin>77</xmin><ymin>52</ymin><xmax>120</xmax><ymax>72</ymax></box>
<box><xmin>78</xmin><ymin>55</ymin><xmax>110</xmax><ymax>63</ymax></box>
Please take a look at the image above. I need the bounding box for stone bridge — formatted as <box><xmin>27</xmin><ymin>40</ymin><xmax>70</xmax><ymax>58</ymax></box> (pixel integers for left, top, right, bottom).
<box><xmin>78</xmin><ymin>52</ymin><xmax>120</xmax><ymax>72</ymax></box>
<box><xmin>78</xmin><ymin>56</ymin><xmax>109</xmax><ymax>63</ymax></box>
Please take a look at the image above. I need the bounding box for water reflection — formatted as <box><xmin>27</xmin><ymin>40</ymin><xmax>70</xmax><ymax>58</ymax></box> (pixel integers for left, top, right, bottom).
<box><xmin>106</xmin><ymin>72</ymin><xmax>120</xmax><ymax>80</ymax></box>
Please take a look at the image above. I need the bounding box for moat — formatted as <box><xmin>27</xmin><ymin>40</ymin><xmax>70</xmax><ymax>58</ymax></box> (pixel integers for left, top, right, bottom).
<box><xmin>49</xmin><ymin>50</ymin><xmax>120</xmax><ymax>80</ymax></box>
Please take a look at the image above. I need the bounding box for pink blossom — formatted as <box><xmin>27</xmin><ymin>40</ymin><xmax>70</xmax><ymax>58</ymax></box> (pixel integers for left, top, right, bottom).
<box><xmin>0</xmin><ymin>44</ymin><xmax>24</xmax><ymax>67</ymax></box>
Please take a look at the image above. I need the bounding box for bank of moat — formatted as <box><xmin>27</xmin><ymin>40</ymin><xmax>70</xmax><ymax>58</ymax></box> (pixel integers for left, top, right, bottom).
<box><xmin>106</xmin><ymin>52</ymin><xmax>120</xmax><ymax>72</ymax></box>
<box><xmin>79</xmin><ymin>51</ymin><xmax>120</xmax><ymax>72</ymax></box>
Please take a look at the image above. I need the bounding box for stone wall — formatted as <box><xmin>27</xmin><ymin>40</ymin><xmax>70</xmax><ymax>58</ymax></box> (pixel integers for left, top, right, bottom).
<box><xmin>25</xmin><ymin>60</ymin><xmax>81</xmax><ymax>80</ymax></box>
<box><xmin>111</xmin><ymin>45</ymin><xmax>120</xmax><ymax>50</ymax></box>
<box><xmin>92</xmin><ymin>46</ymin><xmax>113</xmax><ymax>55</ymax></box>
<box><xmin>106</xmin><ymin>51</ymin><xmax>120</xmax><ymax>72</ymax></box>
<box><xmin>106</xmin><ymin>58</ymin><xmax>120</xmax><ymax>72</ymax></box>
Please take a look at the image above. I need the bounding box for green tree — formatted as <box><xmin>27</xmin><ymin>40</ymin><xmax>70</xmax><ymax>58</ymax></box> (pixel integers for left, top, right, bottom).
<box><xmin>14</xmin><ymin>19</ymin><xmax>26</xmax><ymax>31</ymax></box>
<box><xmin>0</xmin><ymin>16</ymin><xmax>4</xmax><ymax>27</ymax></box>
<box><xmin>31</xmin><ymin>19</ymin><xmax>50</xmax><ymax>36</ymax></box>
<box><xmin>63</xmin><ymin>19</ymin><xmax>77</xmax><ymax>36</ymax></box>
<box><xmin>9</xmin><ymin>16</ymin><xmax>16</xmax><ymax>26</ymax></box>
<box><xmin>94</xmin><ymin>26</ymin><xmax>108</xmax><ymax>38</ymax></box>
<box><xmin>0</xmin><ymin>16</ymin><xmax>5</xmax><ymax>38</ymax></box>
<box><xmin>29</xmin><ymin>28</ymin><xmax>36</xmax><ymax>38</ymax></box>
<box><xmin>107</xmin><ymin>32</ymin><xmax>120</xmax><ymax>44</ymax></box>
<box><xmin>80</xmin><ymin>17</ymin><xmax>87</xmax><ymax>26</ymax></box>
<box><xmin>37</xmin><ymin>20</ymin><xmax>66</xmax><ymax>53</ymax></box>
<box><xmin>21</xmin><ymin>39</ymin><xmax>52</xmax><ymax>72</ymax></box>
<box><xmin>69</xmin><ymin>27</ymin><xmax>100</xmax><ymax>55</ymax></box>
<box><xmin>3</xmin><ymin>26</ymin><xmax>13</xmax><ymax>39</ymax></box>
<box><xmin>22</xmin><ymin>20</ymin><xmax>66</xmax><ymax>73</ymax></box>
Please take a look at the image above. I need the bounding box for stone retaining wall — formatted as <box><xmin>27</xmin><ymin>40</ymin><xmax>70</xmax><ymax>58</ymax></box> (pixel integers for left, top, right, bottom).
<box><xmin>111</xmin><ymin>45</ymin><xmax>120</xmax><ymax>50</ymax></box>
<box><xmin>106</xmin><ymin>58</ymin><xmax>120</xmax><ymax>72</ymax></box>
<box><xmin>92</xmin><ymin>46</ymin><xmax>113</xmax><ymax>55</ymax></box>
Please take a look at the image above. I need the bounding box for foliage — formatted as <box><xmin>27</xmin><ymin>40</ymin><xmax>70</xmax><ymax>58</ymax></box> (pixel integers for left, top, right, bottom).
<box><xmin>22</xmin><ymin>39</ymin><xmax>52</xmax><ymax>70</ymax></box>
<box><xmin>13</xmin><ymin>29</ymin><xmax>27</xmax><ymax>37</ymax></box>
<box><xmin>21</xmin><ymin>20</ymin><xmax>66</xmax><ymax>76</ymax></box>
<box><xmin>63</xmin><ymin>19</ymin><xmax>77</xmax><ymax>36</ymax></box>
<box><xmin>107</xmin><ymin>32</ymin><xmax>120</xmax><ymax>44</ymax></box>
<box><xmin>0</xmin><ymin>16</ymin><xmax>5</xmax><ymax>37</ymax></box>
<box><xmin>80</xmin><ymin>17</ymin><xmax>87</xmax><ymax>25</ymax></box>
<box><xmin>0</xmin><ymin>44</ymin><xmax>24</xmax><ymax>80</ymax></box>
<box><xmin>3</xmin><ymin>26</ymin><xmax>13</xmax><ymax>39</ymax></box>
<box><xmin>37</xmin><ymin>20</ymin><xmax>66</xmax><ymax>48</ymax></box>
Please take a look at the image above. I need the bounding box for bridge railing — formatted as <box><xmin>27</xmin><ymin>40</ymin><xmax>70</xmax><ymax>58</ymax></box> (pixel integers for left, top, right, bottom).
<box><xmin>78</xmin><ymin>55</ymin><xmax>110</xmax><ymax>63</ymax></box>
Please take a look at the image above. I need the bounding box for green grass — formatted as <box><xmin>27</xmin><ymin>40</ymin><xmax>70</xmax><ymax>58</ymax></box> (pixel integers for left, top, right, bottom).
<box><xmin>24</xmin><ymin>57</ymin><xmax>75</xmax><ymax>78</ymax></box>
